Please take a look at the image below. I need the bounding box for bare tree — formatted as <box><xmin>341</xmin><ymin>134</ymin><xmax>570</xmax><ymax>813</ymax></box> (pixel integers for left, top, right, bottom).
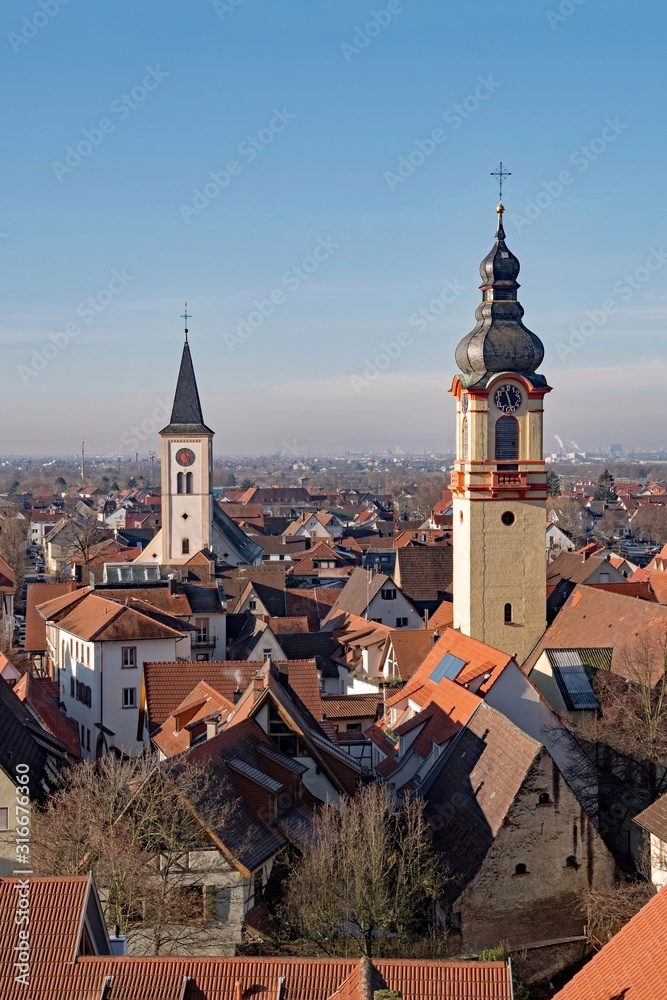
<box><xmin>547</xmin><ymin>497</ymin><xmax>590</xmax><ymax>547</ymax></box>
<box><xmin>281</xmin><ymin>784</ymin><xmax>445</xmax><ymax>958</ymax></box>
<box><xmin>62</xmin><ymin>509</ymin><xmax>110</xmax><ymax>573</ymax></box>
<box><xmin>410</xmin><ymin>474</ymin><xmax>450</xmax><ymax>522</ymax></box>
<box><xmin>31</xmin><ymin>755</ymin><xmax>237</xmax><ymax>954</ymax></box>
<box><xmin>595</xmin><ymin>510</ymin><xmax>627</xmax><ymax>551</ymax></box>
<box><xmin>581</xmin><ymin>880</ymin><xmax>654</xmax><ymax>951</ymax></box>
<box><xmin>631</xmin><ymin>505</ymin><xmax>667</xmax><ymax>546</ymax></box>
<box><xmin>0</xmin><ymin>511</ymin><xmax>28</xmax><ymax>600</ymax></box>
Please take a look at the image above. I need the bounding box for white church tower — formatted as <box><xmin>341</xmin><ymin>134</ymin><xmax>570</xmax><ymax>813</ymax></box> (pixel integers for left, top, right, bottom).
<box><xmin>136</xmin><ymin>312</ymin><xmax>263</xmax><ymax>568</ymax></box>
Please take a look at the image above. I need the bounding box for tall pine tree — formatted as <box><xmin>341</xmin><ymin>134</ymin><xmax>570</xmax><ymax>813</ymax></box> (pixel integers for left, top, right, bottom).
<box><xmin>593</xmin><ymin>469</ymin><xmax>618</xmax><ymax>502</ymax></box>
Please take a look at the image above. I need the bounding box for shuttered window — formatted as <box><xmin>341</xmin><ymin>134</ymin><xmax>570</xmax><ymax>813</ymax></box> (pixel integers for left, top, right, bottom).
<box><xmin>495</xmin><ymin>416</ymin><xmax>519</xmax><ymax>460</ymax></box>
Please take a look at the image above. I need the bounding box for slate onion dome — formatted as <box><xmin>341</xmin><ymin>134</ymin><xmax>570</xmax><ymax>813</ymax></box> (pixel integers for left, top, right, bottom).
<box><xmin>454</xmin><ymin>204</ymin><xmax>547</xmax><ymax>389</ymax></box>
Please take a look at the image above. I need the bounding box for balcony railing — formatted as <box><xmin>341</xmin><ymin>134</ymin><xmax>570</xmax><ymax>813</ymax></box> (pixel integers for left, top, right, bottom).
<box><xmin>492</xmin><ymin>471</ymin><xmax>527</xmax><ymax>490</ymax></box>
<box><xmin>192</xmin><ymin>626</ymin><xmax>217</xmax><ymax>649</ymax></box>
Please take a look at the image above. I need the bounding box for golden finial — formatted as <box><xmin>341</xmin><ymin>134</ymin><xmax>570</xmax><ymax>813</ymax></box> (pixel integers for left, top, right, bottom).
<box><xmin>496</xmin><ymin>203</ymin><xmax>505</xmax><ymax>215</ymax></box>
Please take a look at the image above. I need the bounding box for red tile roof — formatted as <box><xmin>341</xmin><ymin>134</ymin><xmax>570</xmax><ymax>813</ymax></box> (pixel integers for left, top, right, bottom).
<box><xmin>0</xmin><ymin>875</ymin><xmax>513</xmax><ymax>1000</ymax></box>
<box><xmin>634</xmin><ymin>792</ymin><xmax>667</xmax><ymax>843</ymax></box>
<box><xmin>321</xmin><ymin>693</ymin><xmax>382</xmax><ymax>721</ymax></box>
<box><xmin>387</xmin><ymin>629</ymin><xmax>512</xmax><ymax>710</ymax></box>
<box><xmin>54</xmin><ymin>593</ymin><xmax>186</xmax><ymax>642</ymax></box>
<box><xmin>524</xmin><ymin>584</ymin><xmax>667</xmax><ymax>681</ymax></box>
<box><xmin>554</xmin><ymin>884</ymin><xmax>667</xmax><ymax>1000</ymax></box>
<box><xmin>13</xmin><ymin>672</ymin><xmax>80</xmax><ymax>759</ymax></box>
<box><xmin>143</xmin><ymin>660</ymin><xmax>259</xmax><ymax>729</ymax></box>
<box><xmin>24</xmin><ymin>582</ymin><xmax>84</xmax><ymax>652</ymax></box>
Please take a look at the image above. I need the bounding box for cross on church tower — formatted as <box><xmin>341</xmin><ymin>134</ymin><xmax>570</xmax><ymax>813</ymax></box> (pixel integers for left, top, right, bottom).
<box><xmin>180</xmin><ymin>303</ymin><xmax>191</xmax><ymax>343</ymax></box>
<box><xmin>490</xmin><ymin>161</ymin><xmax>511</xmax><ymax>204</ymax></box>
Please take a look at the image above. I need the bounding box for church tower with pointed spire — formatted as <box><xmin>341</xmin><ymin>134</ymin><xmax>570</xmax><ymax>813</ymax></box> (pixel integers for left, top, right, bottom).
<box><xmin>450</xmin><ymin>203</ymin><xmax>551</xmax><ymax>662</ymax></box>
<box><xmin>158</xmin><ymin>328</ymin><xmax>214</xmax><ymax>565</ymax></box>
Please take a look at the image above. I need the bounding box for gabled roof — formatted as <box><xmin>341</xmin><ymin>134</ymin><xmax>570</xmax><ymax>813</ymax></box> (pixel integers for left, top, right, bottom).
<box><xmin>143</xmin><ymin>660</ymin><xmax>259</xmax><ymax>730</ymax></box>
<box><xmin>384</xmin><ymin>629</ymin><xmax>439</xmax><ymax>681</ymax></box>
<box><xmin>634</xmin><ymin>791</ymin><xmax>667</xmax><ymax>842</ymax></box>
<box><xmin>160</xmin><ymin>339</ymin><xmax>214</xmax><ymax>435</ymax></box>
<box><xmin>24</xmin><ymin>582</ymin><xmax>84</xmax><ymax>652</ymax></box>
<box><xmin>53</xmin><ymin>593</ymin><xmax>186</xmax><ymax>642</ymax></box>
<box><xmin>422</xmin><ymin>702</ymin><xmax>542</xmax><ymax>904</ymax></box>
<box><xmin>394</xmin><ymin>546</ymin><xmax>454</xmax><ymax>604</ymax></box>
<box><xmin>213</xmin><ymin>504</ymin><xmax>264</xmax><ymax>565</ymax></box>
<box><xmin>152</xmin><ymin>680</ymin><xmax>235</xmax><ymax>757</ymax></box>
<box><xmin>554</xmin><ymin>883</ymin><xmax>667</xmax><ymax>1000</ymax></box>
<box><xmin>524</xmin><ymin>584</ymin><xmax>667</xmax><ymax>681</ymax></box>
<box><xmin>0</xmin><ymin>677</ymin><xmax>68</xmax><ymax>802</ymax></box>
<box><xmin>0</xmin><ymin>876</ymin><xmax>513</xmax><ymax>1000</ymax></box>
<box><xmin>387</xmin><ymin>629</ymin><xmax>513</xmax><ymax>710</ymax></box>
<box><xmin>13</xmin><ymin>672</ymin><xmax>81</xmax><ymax>759</ymax></box>
<box><xmin>322</xmin><ymin>567</ymin><xmax>391</xmax><ymax>622</ymax></box>
<box><xmin>0</xmin><ymin>554</ymin><xmax>14</xmax><ymax>592</ymax></box>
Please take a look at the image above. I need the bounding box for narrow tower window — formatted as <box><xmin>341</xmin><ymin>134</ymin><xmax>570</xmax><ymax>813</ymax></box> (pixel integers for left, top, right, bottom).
<box><xmin>462</xmin><ymin>416</ymin><xmax>469</xmax><ymax>460</ymax></box>
<box><xmin>185</xmin><ymin>471</ymin><xmax>193</xmax><ymax>494</ymax></box>
<box><xmin>177</xmin><ymin>472</ymin><xmax>185</xmax><ymax>494</ymax></box>
<box><xmin>503</xmin><ymin>603</ymin><xmax>513</xmax><ymax>624</ymax></box>
<box><xmin>182</xmin><ymin>538</ymin><xmax>190</xmax><ymax>555</ymax></box>
<box><xmin>495</xmin><ymin>416</ymin><xmax>519</xmax><ymax>461</ymax></box>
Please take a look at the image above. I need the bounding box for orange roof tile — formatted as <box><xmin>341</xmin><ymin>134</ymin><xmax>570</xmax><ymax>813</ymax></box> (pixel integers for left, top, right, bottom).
<box><xmin>554</xmin><ymin>885</ymin><xmax>667</xmax><ymax>1000</ymax></box>
<box><xmin>13</xmin><ymin>673</ymin><xmax>80</xmax><ymax>759</ymax></box>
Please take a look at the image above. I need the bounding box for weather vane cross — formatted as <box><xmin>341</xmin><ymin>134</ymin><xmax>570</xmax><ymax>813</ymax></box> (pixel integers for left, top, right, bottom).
<box><xmin>491</xmin><ymin>161</ymin><xmax>511</xmax><ymax>202</ymax></box>
<box><xmin>180</xmin><ymin>303</ymin><xmax>191</xmax><ymax>342</ymax></box>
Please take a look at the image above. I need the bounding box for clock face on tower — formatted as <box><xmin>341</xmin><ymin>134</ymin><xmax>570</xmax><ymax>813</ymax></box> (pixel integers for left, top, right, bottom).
<box><xmin>493</xmin><ymin>384</ymin><xmax>522</xmax><ymax>414</ymax></box>
<box><xmin>176</xmin><ymin>447</ymin><xmax>195</xmax><ymax>467</ymax></box>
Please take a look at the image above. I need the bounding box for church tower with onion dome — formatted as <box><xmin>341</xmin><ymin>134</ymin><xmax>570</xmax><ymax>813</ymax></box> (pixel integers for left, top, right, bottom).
<box><xmin>450</xmin><ymin>198</ymin><xmax>551</xmax><ymax>663</ymax></box>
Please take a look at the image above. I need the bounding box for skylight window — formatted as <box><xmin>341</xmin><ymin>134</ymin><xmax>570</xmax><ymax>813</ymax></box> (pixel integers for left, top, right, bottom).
<box><xmin>430</xmin><ymin>653</ymin><xmax>466</xmax><ymax>683</ymax></box>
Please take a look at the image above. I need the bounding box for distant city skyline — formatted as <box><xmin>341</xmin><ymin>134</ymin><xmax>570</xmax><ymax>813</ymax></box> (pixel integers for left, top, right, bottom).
<box><xmin>2</xmin><ymin>0</ymin><xmax>666</xmax><ymax>454</ymax></box>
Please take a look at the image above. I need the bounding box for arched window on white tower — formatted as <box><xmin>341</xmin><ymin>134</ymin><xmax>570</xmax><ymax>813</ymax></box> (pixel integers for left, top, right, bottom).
<box><xmin>495</xmin><ymin>416</ymin><xmax>519</xmax><ymax>461</ymax></box>
<box><xmin>177</xmin><ymin>472</ymin><xmax>185</xmax><ymax>494</ymax></box>
<box><xmin>185</xmin><ymin>471</ymin><xmax>193</xmax><ymax>494</ymax></box>
<box><xmin>182</xmin><ymin>538</ymin><xmax>190</xmax><ymax>555</ymax></box>
<box><xmin>462</xmin><ymin>416</ymin><xmax>469</xmax><ymax>460</ymax></box>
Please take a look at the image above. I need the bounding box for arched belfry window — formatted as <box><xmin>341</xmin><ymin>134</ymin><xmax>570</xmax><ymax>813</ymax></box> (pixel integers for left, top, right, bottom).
<box><xmin>495</xmin><ymin>416</ymin><xmax>519</xmax><ymax>461</ymax></box>
<box><xmin>185</xmin><ymin>472</ymin><xmax>193</xmax><ymax>494</ymax></box>
<box><xmin>504</xmin><ymin>603</ymin><xmax>513</xmax><ymax>624</ymax></box>
<box><xmin>177</xmin><ymin>472</ymin><xmax>185</xmax><ymax>494</ymax></box>
<box><xmin>462</xmin><ymin>416</ymin><xmax>469</xmax><ymax>461</ymax></box>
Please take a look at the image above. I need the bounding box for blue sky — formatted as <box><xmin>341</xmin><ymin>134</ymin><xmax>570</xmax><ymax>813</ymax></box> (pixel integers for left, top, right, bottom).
<box><xmin>2</xmin><ymin>0</ymin><xmax>666</xmax><ymax>456</ymax></box>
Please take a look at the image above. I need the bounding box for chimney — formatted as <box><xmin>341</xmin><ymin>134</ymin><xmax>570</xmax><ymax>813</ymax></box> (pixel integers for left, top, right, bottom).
<box><xmin>432</xmin><ymin>629</ymin><xmax>440</xmax><ymax>647</ymax></box>
<box><xmin>233</xmin><ymin>687</ymin><xmax>242</xmax><ymax>705</ymax></box>
<box><xmin>206</xmin><ymin>713</ymin><xmax>220</xmax><ymax>740</ymax></box>
<box><xmin>252</xmin><ymin>672</ymin><xmax>265</xmax><ymax>702</ymax></box>
<box><xmin>360</xmin><ymin>957</ymin><xmax>373</xmax><ymax>1000</ymax></box>
<box><xmin>108</xmin><ymin>928</ymin><xmax>128</xmax><ymax>956</ymax></box>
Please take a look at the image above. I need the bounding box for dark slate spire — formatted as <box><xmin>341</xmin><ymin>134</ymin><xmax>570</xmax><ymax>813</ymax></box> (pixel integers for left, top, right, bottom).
<box><xmin>160</xmin><ymin>333</ymin><xmax>214</xmax><ymax>436</ymax></box>
<box><xmin>455</xmin><ymin>205</ymin><xmax>547</xmax><ymax>389</ymax></box>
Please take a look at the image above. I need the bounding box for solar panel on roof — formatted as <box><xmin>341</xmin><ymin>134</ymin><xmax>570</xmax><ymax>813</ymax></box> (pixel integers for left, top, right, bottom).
<box><xmin>551</xmin><ymin>655</ymin><xmax>599</xmax><ymax>711</ymax></box>
<box><xmin>430</xmin><ymin>652</ymin><xmax>466</xmax><ymax>683</ymax></box>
